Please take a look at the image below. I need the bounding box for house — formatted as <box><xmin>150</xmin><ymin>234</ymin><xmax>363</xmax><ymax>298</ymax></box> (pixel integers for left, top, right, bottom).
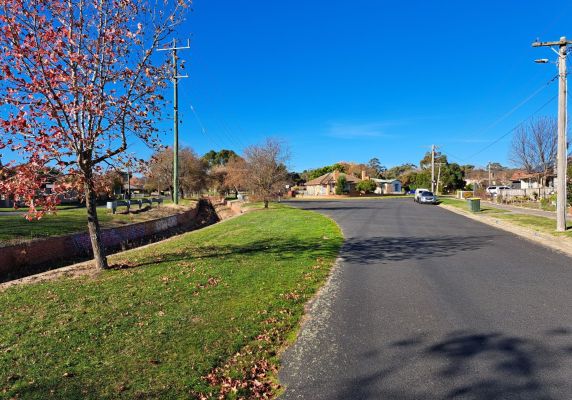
<box><xmin>371</xmin><ymin>178</ymin><xmax>402</xmax><ymax>194</ymax></box>
<box><xmin>465</xmin><ymin>169</ymin><xmax>514</xmax><ymax>188</ymax></box>
<box><xmin>305</xmin><ymin>170</ymin><xmax>361</xmax><ymax>196</ymax></box>
<box><xmin>510</xmin><ymin>170</ymin><xmax>555</xmax><ymax>189</ymax></box>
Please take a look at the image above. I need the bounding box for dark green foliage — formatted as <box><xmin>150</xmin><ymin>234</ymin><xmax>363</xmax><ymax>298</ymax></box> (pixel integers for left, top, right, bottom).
<box><xmin>356</xmin><ymin>179</ymin><xmax>377</xmax><ymax>193</ymax></box>
<box><xmin>303</xmin><ymin>163</ymin><xmax>346</xmax><ymax>181</ymax></box>
<box><xmin>335</xmin><ymin>175</ymin><xmax>346</xmax><ymax>195</ymax></box>
<box><xmin>385</xmin><ymin>163</ymin><xmax>417</xmax><ymax>179</ymax></box>
<box><xmin>202</xmin><ymin>149</ymin><xmax>240</xmax><ymax>167</ymax></box>
<box><xmin>440</xmin><ymin>162</ymin><xmax>466</xmax><ymax>192</ymax></box>
<box><xmin>367</xmin><ymin>158</ymin><xmax>386</xmax><ymax>178</ymax></box>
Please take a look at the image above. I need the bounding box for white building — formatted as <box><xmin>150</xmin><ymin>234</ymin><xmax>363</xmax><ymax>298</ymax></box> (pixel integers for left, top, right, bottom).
<box><xmin>371</xmin><ymin>179</ymin><xmax>402</xmax><ymax>195</ymax></box>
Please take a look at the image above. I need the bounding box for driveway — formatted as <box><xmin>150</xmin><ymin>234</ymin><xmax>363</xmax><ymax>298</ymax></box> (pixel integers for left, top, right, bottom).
<box><xmin>279</xmin><ymin>198</ymin><xmax>572</xmax><ymax>400</ymax></box>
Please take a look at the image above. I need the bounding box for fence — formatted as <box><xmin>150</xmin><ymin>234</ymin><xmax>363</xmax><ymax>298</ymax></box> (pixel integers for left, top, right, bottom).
<box><xmin>498</xmin><ymin>187</ymin><xmax>555</xmax><ymax>200</ymax></box>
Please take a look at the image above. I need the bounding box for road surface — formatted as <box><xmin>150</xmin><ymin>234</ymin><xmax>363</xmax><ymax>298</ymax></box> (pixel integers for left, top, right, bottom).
<box><xmin>280</xmin><ymin>198</ymin><xmax>572</xmax><ymax>400</ymax></box>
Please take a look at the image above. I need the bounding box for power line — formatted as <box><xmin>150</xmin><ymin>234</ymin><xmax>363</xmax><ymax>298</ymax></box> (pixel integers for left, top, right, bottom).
<box><xmin>189</xmin><ymin>103</ymin><xmax>225</xmax><ymax>149</ymax></box>
<box><xmin>469</xmin><ymin>74</ymin><xmax>558</xmax><ymax>139</ymax></box>
<box><xmin>465</xmin><ymin>94</ymin><xmax>558</xmax><ymax>161</ymax></box>
<box><xmin>190</xmin><ymin>69</ymin><xmax>249</xmax><ymax>149</ymax></box>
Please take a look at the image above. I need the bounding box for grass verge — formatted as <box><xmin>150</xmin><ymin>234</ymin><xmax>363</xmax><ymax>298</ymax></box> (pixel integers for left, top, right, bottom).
<box><xmin>491</xmin><ymin>213</ymin><xmax>572</xmax><ymax>237</ymax></box>
<box><xmin>438</xmin><ymin>198</ymin><xmax>509</xmax><ymax>214</ymax></box>
<box><xmin>0</xmin><ymin>203</ymin><xmax>343</xmax><ymax>399</ymax></box>
<box><xmin>439</xmin><ymin>198</ymin><xmax>572</xmax><ymax>237</ymax></box>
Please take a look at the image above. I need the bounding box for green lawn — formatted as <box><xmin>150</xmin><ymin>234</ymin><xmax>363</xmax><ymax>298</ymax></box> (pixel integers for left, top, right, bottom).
<box><xmin>0</xmin><ymin>209</ymin><xmax>137</xmax><ymax>244</ymax></box>
<box><xmin>0</xmin><ymin>202</ymin><xmax>196</xmax><ymax>245</ymax></box>
<box><xmin>0</xmin><ymin>204</ymin><xmax>343</xmax><ymax>399</ymax></box>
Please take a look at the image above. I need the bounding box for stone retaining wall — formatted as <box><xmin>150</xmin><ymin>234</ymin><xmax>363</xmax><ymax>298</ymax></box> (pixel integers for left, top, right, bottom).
<box><xmin>0</xmin><ymin>200</ymin><xmax>217</xmax><ymax>281</ymax></box>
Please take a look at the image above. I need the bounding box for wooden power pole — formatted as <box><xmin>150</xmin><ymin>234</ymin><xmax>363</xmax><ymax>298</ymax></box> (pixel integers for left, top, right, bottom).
<box><xmin>431</xmin><ymin>144</ymin><xmax>436</xmax><ymax>193</ymax></box>
<box><xmin>533</xmin><ymin>37</ymin><xmax>571</xmax><ymax>232</ymax></box>
<box><xmin>157</xmin><ymin>39</ymin><xmax>190</xmax><ymax>205</ymax></box>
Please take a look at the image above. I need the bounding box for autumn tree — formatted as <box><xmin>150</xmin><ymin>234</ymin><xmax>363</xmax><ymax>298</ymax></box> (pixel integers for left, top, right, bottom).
<box><xmin>224</xmin><ymin>156</ymin><xmax>249</xmax><ymax>195</ymax></box>
<box><xmin>146</xmin><ymin>147</ymin><xmax>208</xmax><ymax>198</ymax></box>
<box><xmin>0</xmin><ymin>0</ymin><xmax>191</xmax><ymax>269</ymax></box>
<box><xmin>225</xmin><ymin>139</ymin><xmax>289</xmax><ymax>208</ymax></box>
<box><xmin>203</xmin><ymin>150</ymin><xmax>242</xmax><ymax>196</ymax></box>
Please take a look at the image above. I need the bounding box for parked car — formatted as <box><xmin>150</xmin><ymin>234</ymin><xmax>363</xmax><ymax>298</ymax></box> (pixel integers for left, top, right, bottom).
<box><xmin>418</xmin><ymin>191</ymin><xmax>438</xmax><ymax>204</ymax></box>
<box><xmin>414</xmin><ymin>188</ymin><xmax>430</xmax><ymax>202</ymax></box>
<box><xmin>486</xmin><ymin>186</ymin><xmax>510</xmax><ymax>195</ymax></box>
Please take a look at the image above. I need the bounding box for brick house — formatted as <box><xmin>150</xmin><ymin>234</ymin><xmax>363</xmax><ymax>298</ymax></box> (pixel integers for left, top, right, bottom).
<box><xmin>305</xmin><ymin>170</ymin><xmax>361</xmax><ymax>196</ymax></box>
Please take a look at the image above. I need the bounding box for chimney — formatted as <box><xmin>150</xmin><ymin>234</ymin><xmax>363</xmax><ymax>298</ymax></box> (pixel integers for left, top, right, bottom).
<box><xmin>361</xmin><ymin>170</ymin><xmax>367</xmax><ymax>180</ymax></box>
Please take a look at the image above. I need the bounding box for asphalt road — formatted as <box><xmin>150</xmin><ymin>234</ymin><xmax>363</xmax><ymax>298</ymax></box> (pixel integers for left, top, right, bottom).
<box><xmin>279</xmin><ymin>198</ymin><xmax>572</xmax><ymax>400</ymax></box>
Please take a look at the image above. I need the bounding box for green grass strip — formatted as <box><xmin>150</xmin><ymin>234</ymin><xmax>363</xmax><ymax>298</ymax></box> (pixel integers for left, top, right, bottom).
<box><xmin>0</xmin><ymin>203</ymin><xmax>343</xmax><ymax>399</ymax></box>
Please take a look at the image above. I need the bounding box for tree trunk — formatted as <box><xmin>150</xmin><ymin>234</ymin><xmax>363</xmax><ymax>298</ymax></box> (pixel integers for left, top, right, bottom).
<box><xmin>84</xmin><ymin>173</ymin><xmax>109</xmax><ymax>270</ymax></box>
<box><xmin>264</xmin><ymin>199</ymin><xmax>269</xmax><ymax>208</ymax></box>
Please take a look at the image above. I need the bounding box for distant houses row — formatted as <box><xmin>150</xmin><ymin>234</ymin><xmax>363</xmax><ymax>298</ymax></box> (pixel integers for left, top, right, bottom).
<box><xmin>465</xmin><ymin>169</ymin><xmax>557</xmax><ymax>190</ymax></box>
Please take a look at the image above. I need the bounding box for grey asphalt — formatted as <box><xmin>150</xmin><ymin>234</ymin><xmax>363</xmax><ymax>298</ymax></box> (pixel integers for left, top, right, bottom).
<box><xmin>279</xmin><ymin>198</ymin><xmax>572</xmax><ymax>400</ymax></box>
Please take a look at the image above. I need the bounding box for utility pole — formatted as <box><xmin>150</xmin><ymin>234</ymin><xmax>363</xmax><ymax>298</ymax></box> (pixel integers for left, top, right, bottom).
<box><xmin>431</xmin><ymin>144</ymin><xmax>436</xmax><ymax>193</ymax></box>
<box><xmin>488</xmin><ymin>162</ymin><xmax>492</xmax><ymax>187</ymax></box>
<box><xmin>436</xmin><ymin>162</ymin><xmax>442</xmax><ymax>195</ymax></box>
<box><xmin>533</xmin><ymin>36</ymin><xmax>571</xmax><ymax>232</ymax></box>
<box><xmin>157</xmin><ymin>39</ymin><xmax>190</xmax><ymax>205</ymax></box>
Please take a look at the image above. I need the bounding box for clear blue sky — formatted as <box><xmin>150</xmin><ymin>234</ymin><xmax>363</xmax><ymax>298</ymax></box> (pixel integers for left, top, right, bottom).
<box><xmin>149</xmin><ymin>0</ymin><xmax>572</xmax><ymax>171</ymax></box>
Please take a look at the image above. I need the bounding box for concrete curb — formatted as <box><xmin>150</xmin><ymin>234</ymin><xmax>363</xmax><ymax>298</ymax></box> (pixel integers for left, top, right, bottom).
<box><xmin>440</xmin><ymin>204</ymin><xmax>572</xmax><ymax>258</ymax></box>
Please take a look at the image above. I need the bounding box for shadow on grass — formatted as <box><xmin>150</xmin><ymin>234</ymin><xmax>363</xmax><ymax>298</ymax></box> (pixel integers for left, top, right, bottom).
<box><xmin>6</xmin><ymin>379</ymin><xmax>178</xmax><ymax>400</ymax></box>
<box><xmin>333</xmin><ymin>328</ymin><xmax>572</xmax><ymax>400</ymax></box>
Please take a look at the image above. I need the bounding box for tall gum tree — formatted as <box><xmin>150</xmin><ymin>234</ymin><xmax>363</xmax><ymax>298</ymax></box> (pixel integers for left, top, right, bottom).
<box><xmin>0</xmin><ymin>0</ymin><xmax>191</xmax><ymax>269</ymax></box>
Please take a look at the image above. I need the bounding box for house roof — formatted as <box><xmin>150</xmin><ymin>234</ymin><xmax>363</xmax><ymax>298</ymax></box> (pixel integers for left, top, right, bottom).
<box><xmin>510</xmin><ymin>170</ymin><xmax>555</xmax><ymax>181</ymax></box>
<box><xmin>305</xmin><ymin>172</ymin><xmax>361</xmax><ymax>186</ymax></box>
<box><xmin>371</xmin><ymin>178</ymin><xmax>400</xmax><ymax>184</ymax></box>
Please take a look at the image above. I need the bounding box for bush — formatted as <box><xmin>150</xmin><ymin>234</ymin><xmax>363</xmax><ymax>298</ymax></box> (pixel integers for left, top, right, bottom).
<box><xmin>335</xmin><ymin>175</ymin><xmax>346</xmax><ymax>195</ymax></box>
<box><xmin>356</xmin><ymin>179</ymin><xmax>377</xmax><ymax>194</ymax></box>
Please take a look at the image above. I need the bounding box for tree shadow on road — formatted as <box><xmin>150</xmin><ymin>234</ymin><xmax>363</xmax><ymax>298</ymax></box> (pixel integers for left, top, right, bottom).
<box><xmin>339</xmin><ymin>235</ymin><xmax>496</xmax><ymax>264</ymax></box>
<box><xmin>333</xmin><ymin>328</ymin><xmax>572</xmax><ymax>400</ymax></box>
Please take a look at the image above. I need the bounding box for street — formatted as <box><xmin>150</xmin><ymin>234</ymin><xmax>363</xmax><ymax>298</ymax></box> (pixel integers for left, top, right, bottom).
<box><xmin>280</xmin><ymin>198</ymin><xmax>572</xmax><ymax>400</ymax></box>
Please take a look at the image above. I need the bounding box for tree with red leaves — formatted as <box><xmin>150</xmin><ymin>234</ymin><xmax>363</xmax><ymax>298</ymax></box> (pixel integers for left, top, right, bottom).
<box><xmin>0</xmin><ymin>0</ymin><xmax>191</xmax><ymax>269</ymax></box>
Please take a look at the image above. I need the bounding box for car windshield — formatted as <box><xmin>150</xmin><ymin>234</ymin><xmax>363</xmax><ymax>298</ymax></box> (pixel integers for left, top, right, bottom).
<box><xmin>422</xmin><ymin>192</ymin><xmax>433</xmax><ymax>196</ymax></box>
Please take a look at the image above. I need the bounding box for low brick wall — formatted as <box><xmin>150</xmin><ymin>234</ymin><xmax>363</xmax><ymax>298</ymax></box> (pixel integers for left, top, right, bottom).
<box><xmin>0</xmin><ymin>200</ymin><xmax>217</xmax><ymax>281</ymax></box>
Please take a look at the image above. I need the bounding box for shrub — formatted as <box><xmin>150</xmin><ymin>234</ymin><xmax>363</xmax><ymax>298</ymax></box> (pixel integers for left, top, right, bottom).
<box><xmin>356</xmin><ymin>179</ymin><xmax>377</xmax><ymax>194</ymax></box>
<box><xmin>335</xmin><ymin>175</ymin><xmax>346</xmax><ymax>195</ymax></box>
